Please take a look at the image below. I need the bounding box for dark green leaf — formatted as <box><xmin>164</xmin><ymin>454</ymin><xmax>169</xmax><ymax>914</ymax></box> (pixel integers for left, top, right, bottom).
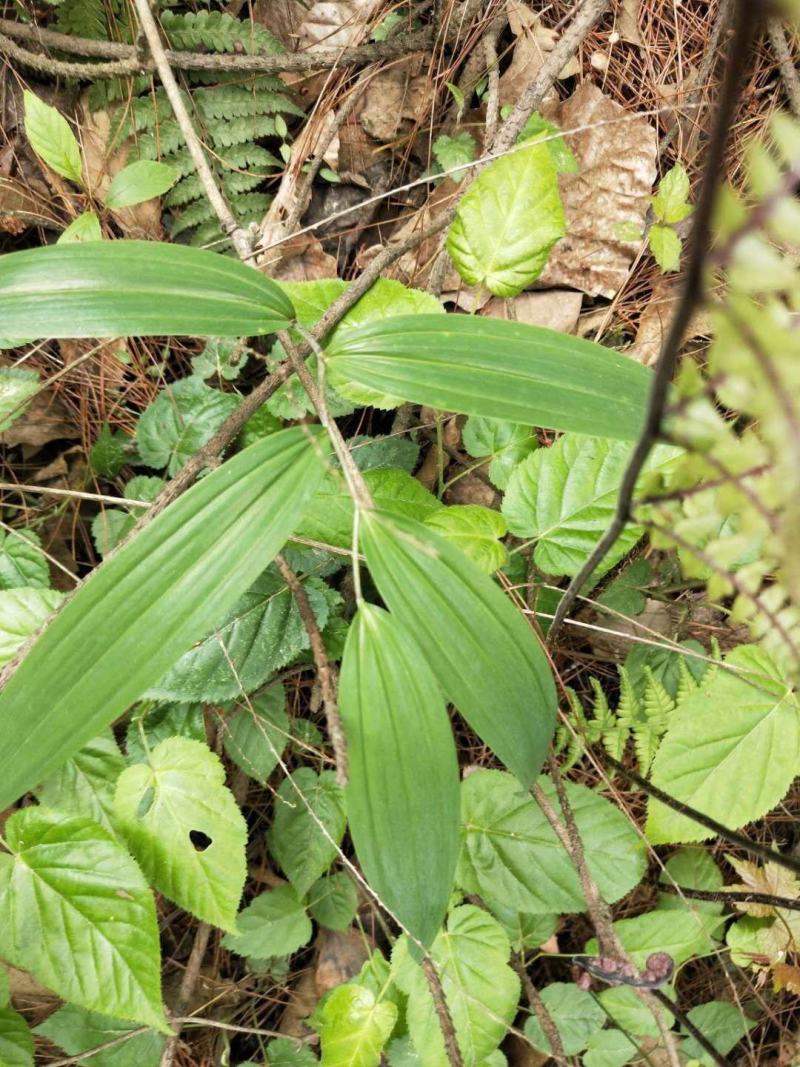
<box><xmin>222</xmin><ymin>885</ymin><xmax>312</xmax><ymax>957</ymax></box>
<box><xmin>136</xmin><ymin>377</ymin><xmax>239</xmax><ymax>475</ymax></box>
<box><xmin>0</xmin><ymin>1008</ymin><xmax>33</xmax><ymax>1067</ymax></box>
<box><xmin>268</xmin><ymin>769</ymin><xmax>346</xmax><ymax>897</ymax></box>
<box><xmin>35</xmin><ymin>1004</ymin><xmax>165</xmax><ymax>1067</ymax></box>
<box><xmin>523</xmin><ymin>983</ymin><xmax>604</xmax><ymax>1056</ymax></box>
<box><xmin>222</xmin><ymin>687</ymin><xmax>289</xmax><ymax>784</ymax></box>
<box><xmin>309</xmin><ymin>872</ymin><xmax>359</xmax><ymax>931</ymax></box>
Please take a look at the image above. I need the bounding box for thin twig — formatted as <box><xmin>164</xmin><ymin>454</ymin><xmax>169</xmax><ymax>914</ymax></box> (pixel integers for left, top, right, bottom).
<box><xmin>512</xmin><ymin>955</ymin><xmax>571</xmax><ymax>1067</ymax></box>
<box><xmin>422</xmin><ymin>957</ymin><xmax>465</xmax><ymax>1067</ymax></box>
<box><xmin>660</xmin><ymin>885</ymin><xmax>800</xmax><ymax>912</ymax></box>
<box><xmin>767</xmin><ymin>16</ymin><xmax>800</xmax><ymax>118</ymax></box>
<box><xmin>159</xmin><ymin>922</ymin><xmax>212</xmax><ymax>1067</ymax></box>
<box><xmin>548</xmin><ymin>0</ymin><xmax>757</xmax><ymax>642</ymax></box>
<box><xmin>0</xmin><ymin>30</ymin><xmax>143</xmax><ymax>78</ymax></box>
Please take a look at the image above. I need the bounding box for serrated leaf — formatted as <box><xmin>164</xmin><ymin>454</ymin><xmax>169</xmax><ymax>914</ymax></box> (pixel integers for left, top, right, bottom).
<box><xmin>152</xmin><ymin>568</ymin><xmax>334</xmax><ymax>702</ymax></box>
<box><xmin>651</xmin><ymin>163</ymin><xmax>693</xmax><ymax>225</ymax></box>
<box><xmin>432</xmin><ymin>132</ymin><xmax>476</xmax><ymax>176</ymax></box>
<box><xmin>0</xmin><ymin>1008</ymin><xmax>33</xmax><ymax>1067</ymax></box>
<box><xmin>126</xmin><ymin>702</ymin><xmax>206</xmax><ymax>764</ymax></box>
<box><xmin>649</xmin><ymin>224</ymin><xmax>682</xmax><ymax>273</ymax></box>
<box><xmin>446</xmin><ymin>141</ymin><xmax>565</xmax><ymax>297</ymax></box>
<box><xmin>349</xmin><ymin>435</ymin><xmax>420</xmax><ymax>473</ymax></box>
<box><xmin>104</xmin><ymin>161</ymin><xmax>178</xmax><ymax>209</ymax></box>
<box><xmin>267</xmin><ymin>1037</ymin><xmax>320</xmax><ymax>1067</ymax></box>
<box><xmin>23</xmin><ymin>91</ymin><xmax>82</xmax><ymax>182</ymax></box>
<box><xmin>58</xmin><ymin>211</ymin><xmax>103</xmax><ymax>244</ymax></box>
<box><xmin>114</xmin><ymin>737</ymin><xmax>247</xmax><ymax>931</ymax></box>
<box><xmin>340</xmin><ymin>604</ymin><xmax>459</xmax><ymax>947</ymax></box>
<box><xmin>457</xmin><ymin>770</ymin><xmax>646</xmax><ymax>913</ymax></box>
<box><xmin>223</xmin><ymin>687</ymin><xmax>289</xmax><ymax>785</ymax></box>
<box><xmin>584</xmin><ymin>909</ymin><xmax>721</xmax><ymax>968</ymax></box>
<box><xmin>523</xmin><ymin>983</ymin><xmax>604</xmax><ymax>1055</ymax></box>
<box><xmin>298</xmin><ymin>468</ymin><xmax>441</xmax><ymax>550</ymax></box>
<box><xmin>36</xmin><ymin>730</ymin><xmax>125</xmax><ymax>833</ymax></box>
<box><xmin>0</xmin><ymin>808</ymin><xmax>166</xmax><ymax>1030</ymax></box>
<box><xmin>424</xmin><ymin>505</ymin><xmax>507</xmax><ymax>573</ymax></box>
<box><xmin>598</xmin><ymin>985</ymin><xmax>674</xmax><ymax>1039</ymax></box>
<box><xmin>582</xmin><ymin>1028</ymin><xmax>637</xmax><ymax>1067</ymax></box>
<box><xmin>0</xmin><ymin>529</ymin><xmax>49</xmax><ymax>590</ymax></box>
<box><xmin>679</xmin><ymin>1001</ymin><xmax>755</xmax><ymax>1066</ymax></box>
<box><xmin>0</xmin><ymin>368</ymin><xmax>39</xmax><ymax>433</ymax></box>
<box><xmin>316</xmin><ymin>983</ymin><xmax>398</xmax><ymax>1067</ymax></box>
<box><xmin>35</xmin><ymin>1004</ymin><xmax>165</xmax><ymax>1067</ymax></box>
<box><xmin>360</xmin><ymin>511</ymin><xmax>556</xmax><ymax>785</ymax></box>
<box><xmin>136</xmin><ymin>377</ymin><xmax>239</xmax><ymax>475</ymax></box>
<box><xmin>658</xmin><ymin>848</ymin><xmax>724</xmax><ymax>915</ymax></box>
<box><xmin>461</xmin><ymin>417</ymin><xmax>537</xmax><ymax>490</ymax></box>
<box><xmin>192</xmin><ymin>337</ymin><xmax>250</xmax><ymax>381</ymax></box>
<box><xmin>325</xmin><ymin>315</ymin><xmax>651</xmax><ymax>441</ymax></box>
<box><xmin>0</xmin><ymin>588</ymin><xmax>62</xmax><ymax>665</ymax></box>
<box><xmin>484</xmin><ymin>901</ymin><xmax>557</xmax><ymax>954</ymax></box>
<box><xmin>0</xmin><ymin>427</ymin><xmax>326</xmax><ymax>810</ymax></box>
<box><xmin>392</xmin><ymin>905</ymin><xmax>519</xmax><ymax>1067</ymax></box>
<box><xmin>268</xmin><ymin>769</ymin><xmax>346</xmax><ymax>897</ymax></box>
<box><xmin>502</xmin><ymin>435</ymin><xmax>680</xmax><ymax>577</ymax></box>
<box><xmin>222</xmin><ymin>885</ymin><xmax>312</xmax><ymax>958</ymax></box>
<box><xmin>0</xmin><ymin>241</ymin><xmax>295</xmax><ymax>339</ymax></box>
<box><xmin>646</xmin><ymin>646</ymin><xmax>800</xmax><ymax>844</ymax></box>
<box><xmin>309</xmin><ymin>872</ymin><xmax>359</xmax><ymax>931</ymax></box>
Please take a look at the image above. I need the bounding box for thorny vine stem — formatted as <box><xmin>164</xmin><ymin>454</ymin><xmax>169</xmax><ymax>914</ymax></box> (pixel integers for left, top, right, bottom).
<box><xmin>548</xmin><ymin>0</ymin><xmax>758</xmax><ymax>642</ymax></box>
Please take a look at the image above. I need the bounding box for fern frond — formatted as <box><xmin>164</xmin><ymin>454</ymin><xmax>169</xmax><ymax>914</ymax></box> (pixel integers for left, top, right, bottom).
<box><xmin>134</xmin><ymin>122</ymin><xmax>189</xmax><ymax>159</ymax></box>
<box><xmin>676</xmin><ymin>655</ymin><xmax>700</xmax><ymax>703</ymax></box>
<box><xmin>638</xmin><ymin>668</ymin><xmax>675</xmax><ymax>773</ymax></box>
<box><xmin>160</xmin><ymin>11</ymin><xmax>282</xmax><ymax>55</ymax></box>
<box><xmin>187</xmin><ymin>71</ymin><xmax>287</xmax><ymax>89</ymax></box>
<box><xmin>218</xmin><ymin>145</ymin><xmax>283</xmax><ymax>172</ymax></box>
<box><xmin>615</xmin><ymin>666</ymin><xmax>638</xmax><ymax>728</ymax></box>
<box><xmin>206</xmin><ymin>114</ymin><xmax>279</xmax><ymax>148</ymax></box>
<box><xmin>224</xmin><ymin>171</ymin><xmax>268</xmax><ymax>196</ymax></box>
<box><xmin>170</xmin><ymin>198</ymin><xmax>217</xmax><ymax>237</ymax></box>
<box><xmin>55</xmin><ymin>0</ymin><xmax>110</xmax><ymax>40</ymax></box>
<box><xmin>585</xmin><ymin>677</ymin><xmax>627</xmax><ymax>760</ymax></box>
<box><xmin>194</xmin><ymin>86</ymin><xmax>303</xmax><ymax>121</ymax></box>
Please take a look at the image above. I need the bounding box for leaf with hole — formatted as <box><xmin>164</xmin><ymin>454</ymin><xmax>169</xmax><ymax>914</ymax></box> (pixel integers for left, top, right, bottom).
<box><xmin>340</xmin><ymin>604</ymin><xmax>460</xmax><ymax>947</ymax></box>
<box><xmin>0</xmin><ymin>808</ymin><xmax>166</xmax><ymax>1031</ymax></box>
<box><xmin>23</xmin><ymin>91</ymin><xmax>82</xmax><ymax>183</ymax></box>
<box><xmin>222</xmin><ymin>885</ymin><xmax>312</xmax><ymax>958</ymax></box>
<box><xmin>0</xmin><ymin>241</ymin><xmax>295</xmax><ymax>339</ymax></box>
<box><xmin>325</xmin><ymin>315</ymin><xmax>651</xmax><ymax>441</ymax></box>
<box><xmin>360</xmin><ymin>511</ymin><xmax>556</xmax><ymax>785</ymax></box>
<box><xmin>0</xmin><ymin>427</ymin><xmax>326</xmax><ymax>810</ymax></box>
<box><xmin>267</xmin><ymin>768</ymin><xmax>346</xmax><ymax>898</ymax></box>
<box><xmin>114</xmin><ymin>737</ymin><xmax>247</xmax><ymax>931</ymax></box>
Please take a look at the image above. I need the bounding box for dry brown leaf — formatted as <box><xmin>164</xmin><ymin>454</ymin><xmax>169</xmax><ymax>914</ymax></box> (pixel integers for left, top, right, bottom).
<box><xmin>315</xmin><ymin>928</ymin><xmax>373</xmax><ymax>995</ymax></box>
<box><xmin>0</xmin><ymin>176</ymin><xmax>56</xmax><ymax>235</ymax></box>
<box><xmin>655</xmin><ymin>67</ymin><xmax>701</xmax><ymax>151</ymax></box>
<box><xmin>360</xmin><ymin>57</ymin><xmax>429</xmax><ymax>142</ymax></box>
<box><xmin>774</xmin><ymin>963</ymin><xmax>800</xmax><ymax>994</ymax></box>
<box><xmin>499</xmin><ymin>0</ymin><xmax>579</xmax><ymax>107</ymax></box>
<box><xmin>538</xmin><ymin>82</ymin><xmax>657</xmax><ymax>298</ymax></box>
<box><xmin>445</xmin><ymin>474</ymin><xmax>499</xmax><ymax>510</ymax></box>
<box><xmin>481</xmin><ymin>290</ymin><xmax>583</xmax><ymax>334</ymax></box>
<box><xmin>504</xmin><ymin>1031</ymin><xmax>549</xmax><ymax>1067</ymax></box>
<box><xmin>268</xmin><ymin>233</ymin><xmax>339</xmax><ymax>281</ymax></box>
<box><xmin>583</xmin><ymin>598</ymin><xmax>678</xmax><ymax>661</ymax></box>
<box><xmin>617</xmin><ymin>0</ymin><xmax>643</xmax><ymax>47</ymax></box>
<box><xmin>385</xmin><ymin>178</ymin><xmax>460</xmax><ymax>289</ymax></box>
<box><xmin>727</xmin><ymin>856</ymin><xmax>800</xmax><ymax>917</ymax></box>
<box><xmin>298</xmin><ymin>0</ymin><xmax>382</xmax><ymax>50</ymax></box>
<box><xmin>0</xmin><ymin>388</ymin><xmax>75</xmax><ymax>451</ymax></box>
<box><xmin>253</xmin><ymin>0</ymin><xmax>306</xmax><ymax>50</ymax></box>
<box><xmin>628</xmin><ymin>278</ymin><xmax>713</xmax><ymax>365</ymax></box>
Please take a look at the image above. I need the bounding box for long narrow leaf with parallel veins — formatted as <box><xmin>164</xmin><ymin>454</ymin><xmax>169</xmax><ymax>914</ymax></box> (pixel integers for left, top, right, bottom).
<box><xmin>360</xmin><ymin>511</ymin><xmax>556</xmax><ymax>786</ymax></box>
<box><xmin>326</xmin><ymin>314</ymin><xmax>651</xmax><ymax>441</ymax></box>
<box><xmin>0</xmin><ymin>427</ymin><xmax>326</xmax><ymax>809</ymax></box>
<box><xmin>0</xmin><ymin>241</ymin><xmax>295</xmax><ymax>338</ymax></box>
<box><xmin>340</xmin><ymin>603</ymin><xmax>460</xmax><ymax>947</ymax></box>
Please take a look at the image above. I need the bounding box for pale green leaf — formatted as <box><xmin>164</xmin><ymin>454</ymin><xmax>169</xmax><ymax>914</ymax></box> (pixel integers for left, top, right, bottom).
<box><xmin>0</xmin><ymin>808</ymin><xmax>166</xmax><ymax>1031</ymax></box>
<box><xmin>0</xmin><ymin>970</ymin><xmax>8</xmax><ymax>1008</ymax></box>
<box><xmin>58</xmin><ymin>211</ymin><xmax>103</xmax><ymax>244</ymax></box>
<box><xmin>0</xmin><ymin>368</ymin><xmax>39</xmax><ymax>433</ymax></box>
<box><xmin>222</xmin><ymin>687</ymin><xmax>289</xmax><ymax>785</ymax></box>
<box><xmin>114</xmin><ymin>737</ymin><xmax>247</xmax><ymax>931</ymax></box>
<box><xmin>457</xmin><ymin>770</ymin><xmax>646</xmax><ymax>913</ymax></box>
<box><xmin>584</xmin><ymin>909</ymin><xmax>721</xmax><ymax>968</ymax></box>
<box><xmin>222</xmin><ymin>885</ymin><xmax>312</xmax><ymax>958</ymax></box>
<box><xmin>0</xmin><ymin>1008</ymin><xmax>33</xmax><ymax>1067</ymax></box>
<box><xmin>316</xmin><ymin>983</ymin><xmax>398</xmax><ymax>1067</ymax></box>
<box><xmin>104</xmin><ymin>161</ymin><xmax>178</xmax><ymax>209</ymax></box>
<box><xmin>0</xmin><ymin>529</ymin><xmax>49</xmax><ymax>590</ymax></box>
<box><xmin>432</xmin><ymin>133</ymin><xmax>476</xmax><ymax>176</ymax></box>
<box><xmin>267</xmin><ymin>1037</ymin><xmax>320</xmax><ymax>1067</ymax></box>
<box><xmin>581</xmin><ymin>1028</ymin><xmax>638</xmax><ymax>1067</ymax></box>
<box><xmin>646</xmin><ymin>646</ymin><xmax>800</xmax><ymax>843</ymax></box>
<box><xmin>36</xmin><ymin>730</ymin><xmax>125</xmax><ymax>833</ymax></box>
<box><xmin>361</xmin><ymin>511</ymin><xmax>556</xmax><ymax>786</ymax></box>
<box><xmin>461</xmin><ymin>417</ymin><xmax>537</xmax><ymax>490</ymax></box>
<box><xmin>92</xmin><ymin>510</ymin><xmax>134</xmax><ymax>558</ymax></box>
<box><xmin>392</xmin><ymin>905</ymin><xmax>519</xmax><ymax>1067</ymax></box>
<box><xmin>502</xmin><ymin>435</ymin><xmax>680</xmax><ymax>577</ymax></box>
<box><xmin>446</xmin><ymin>141</ymin><xmax>565</xmax><ymax>297</ymax></box>
<box><xmin>0</xmin><ymin>588</ymin><xmax>62</xmax><ymax>665</ymax></box>
<box><xmin>651</xmin><ymin>163</ymin><xmax>693</xmax><ymax>225</ymax></box>
<box><xmin>23</xmin><ymin>91</ymin><xmax>82</xmax><ymax>182</ymax></box>
<box><xmin>649</xmin><ymin>224</ymin><xmax>682</xmax><ymax>273</ymax></box>
<box><xmin>658</xmin><ymin>848</ymin><xmax>724</xmax><ymax>915</ymax></box>
<box><xmin>598</xmin><ymin>985</ymin><xmax>674</xmax><ymax>1039</ymax></box>
<box><xmin>153</xmin><ymin>568</ymin><xmax>335</xmax><ymax>702</ymax></box>
<box><xmin>35</xmin><ymin>1004</ymin><xmax>165</xmax><ymax>1067</ymax></box>
<box><xmin>483</xmin><ymin>902</ymin><xmax>557</xmax><ymax>954</ymax></box>
<box><xmin>309</xmin><ymin>873</ymin><xmax>359</xmax><ymax>931</ymax></box>
<box><xmin>136</xmin><ymin>377</ymin><xmax>239</xmax><ymax>476</ymax></box>
<box><xmin>340</xmin><ymin>604</ymin><xmax>460</xmax><ymax>946</ymax></box>
<box><xmin>0</xmin><ymin>427</ymin><xmax>326</xmax><ymax>811</ymax></box>
<box><xmin>424</xmin><ymin>505</ymin><xmax>508</xmax><ymax>573</ymax></box>
<box><xmin>679</xmin><ymin>1001</ymin><xmax>755</xmax><ymax>1067</ymax></box>
<box><xmin>192</xmin><ymin>337</ymin><xmax>250</xmax><ymax>381</ymax></box>
<box><xmin>325</xmin><ymin>315</ymin><xmax>651</xmax><ymax>441</ymax></box>
<box><xmin>268</xmin><ymin>768</ymin><xmax>346</xmax><ymax>897</ymax></box>
<box><xmin>126</xmin><ymin>703</ymin><xmax>206</xmax><ymax>764</ymax></box>
<box><xmin>523</xmin><ymin>983</ymin><xmax>604</xmax><ymax>1055</ymax></box>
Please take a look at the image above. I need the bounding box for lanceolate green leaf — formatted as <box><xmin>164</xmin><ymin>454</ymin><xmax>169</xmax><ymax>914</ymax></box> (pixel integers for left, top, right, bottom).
<box><xmin>0</xmin><ymin>427</ymin><xmax>326</xmax><ymax>810</ymax></box>
<box><xmin>0</xmin><ymin>241</ymin><xmax>295</xmax><ymax>339</ymax></box>
<box><xmin>360</xmin><ymin>511</ymin><xmax>556</xmax><ymax>785</ymax></box>
<box><xmin>325</xmin><ymin>315</ymin><xmax>651</xmax><ymax>441</ymax></box>
<box><xmin>0</xmin><ymin>808</ymin><xmax>166</xmax><ymax>1031</ymax></box>
<box><xmin>340</xmin><ymin>604</ymin><xmax>460</xmax><ymax>947</ymax></box>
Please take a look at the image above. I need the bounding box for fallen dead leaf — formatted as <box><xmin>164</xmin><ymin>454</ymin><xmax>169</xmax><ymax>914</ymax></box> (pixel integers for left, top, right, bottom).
<box><xmin>727</xmin><ymin>856</ymin><xmax>800</xmax><ymax>918</ymax></box>
<box><xmin>360</xmin><ymin>57</ymin><xmax>429</xmax><ymax>143</ymax></box>
<box><xmin>0</xmin><ymin>386</ymin><xmax>76</xmax><ymax>451</ymax></box>
<box><xmin>538</xmin><ymin>82</ymin><xmax>657</xmax><ymax>298</ymax></box>
<box><xmin>315</xmin><ymin>928</ymin><xmax>373</xmax><ymax>995</ymax></box>
<box><xmin>0</xmin><ymin>176</ymin><xmax>56</xmax><ymax>235</ymax></box>
<box><xmin>617</xmin><ymin>0</ymin><xmax>644</xmax><ymax>47</ymax></box>
<box><xmin>481</xmin><ymin>290</ymin><xmax>583</xmax><ymax>333</ymax></box>
<box><xmin>385</xmin><ymin>177</ymin><xmax>461</xmax><ymax>289</ymax></box>
<box><xmin>298</xmin><ymin>0</ymin><xmax>383</xmax><ymax>50</ymax></box>
<box><xmin>253</xmin><ymin>0</ymin><xmax>306</xmax><ymax>50</ymax></box>
<box><xmin>279</xmin><ymin>969</ymin><xmax>319</xmax><ymax>1040</ymax></box>
<box><xmin>582</xmin><ymin>597</ymin><xmax>678</xmax><ymax>661</ymax></box>
<box><xmin>504</xmin><ymin>1031</ymin><xmax>548</xmax><ymax>1067</ymax></box>
<box><xmin>655</xmin><ymin>67</ymin><xmax>701</xmax><ymax>152</ymax></box>
<box><xmin>445</xmin><ymin>473</ymin><xmax>499</xmax><ymax>510</ymax></box>
<box><xmin>628</xmin><ymin>278</ymin><xmax>713</xmax><ymax>365</ymax></box>
<box><xmin>268</xmin><ymin>233</ymin><xmax>339</xmax><ymax>281</ymax></box>
<box><xmin>499</xmin><ymin>1</ymin><xmax>580</xmax><ymax>108</ymax></box>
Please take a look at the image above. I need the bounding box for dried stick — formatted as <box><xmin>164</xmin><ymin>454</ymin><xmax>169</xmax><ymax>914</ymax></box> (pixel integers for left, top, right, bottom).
<box><xmin>0</xmin><ymin>30</ymin><xmax>142</xmax><ymax>79</ymax></box>
<box><xmin>130</xmin><ymin>0</ymin><xmax>254</xmax><ymax>260</ymax></box>
<box><xmin>767</xmin><ymin>16</ymin><xmax>800</xmax><ymax>118</ymax></box>
<box><xmin>512</xmin><ymin>956</ymin><xmax>570</xmax><ymax>1067</ymax></box>
<box><xmin>422</xmin><ymin>958</ymin><xmax>464</xmax><ymax>1067</ymax></box>
<box><xmin>548</xmin><ymin>0</ymin><xmax>757</xmax><ymax>642</ymax></box>
<box><xmin>660</xmin><ymin>885</ymin><xmax>800</xmax><ymax>912</ymax></box>
<box><xmin>159</xmin><ymin>922</ymin><xmax>212</xmax><ymax>1067</ymax></box>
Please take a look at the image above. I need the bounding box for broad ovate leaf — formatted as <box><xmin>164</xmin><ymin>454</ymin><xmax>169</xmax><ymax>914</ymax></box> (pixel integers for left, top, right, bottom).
<box><xmin>340</xmin><ymin>603</ymin><xmax>460</xmax><ymax>947</ymax></box>
<box><xmin>424</xmin><ymin>505</ymin><xmax>508</xmax><ymax>573</ymax></box>
<box><xmin>309</xmin><ymin>872</ymin><xmax>359</xmax><ymax>931</ymax></box>
<box><xmin>523</xmin><ymin>983</ymin><xmax>604</xmax><ymax>1056</ymax></box>
<box><xmin>0</xmin><ymin>529</ymin><xmax>49</xmax><ymax>589</ymax></box>
<box><xmin>114</xmin><ymin>738</ymin><xmax>247</xmax><ymax>931</ymax></box>
<box><xmin>267</xmin><ymin>768</ymin><xmax>346</xmax><ymax>897</ymax></box>
<box><xmin>316</xmin><ymin>983</ymin><xmax>398</xmax><ymax>1067</ymax></box>
<box><xmin>104</xmin><ymin>161</ymin><xmax>178</xmax><ymax>209</ymax></box>
<box><xmin>0</xmin><ymin>588</ymin><xmax>62</xmax><ymax>665</ymax></box>
<box><xmin>392</xmin><ymin>905</ymin><xmax>519</xmax><ymax>1067</ymax></box>
<box><xmin>0</xmin><ymin>241</ymin><xmax>295</xmax><ymax>339</ymax></box>
<box><xmin>502</xmin><ymin>435</ymin><xmax>681</xmax><ymax>577</ymax></box>
<box><xmin>36</xmin><ymin>730</ymin><xmax>125</xmax><ymax>833</ymax></box>
<box><xmin>136</xmin><ymin>376</ymin><xmax>239</xmax><ymax>475</ymax></box>
<box><xmin>446</xmin><ymin>141</ymin><xmax>565</xmax><ymax>296</ymax></box>
<box><xmin>584</xmin><ymin>908</ymin><xmax>721</xmax><ymax>968</ymax></box>
<box><xmin>646</xmin><ymin>646</ymin><xmax>800</xmax><ymax>843</ymax></box>
<box><xmin>457</xmin><ymin>771</ymin><xmax>646</xmax><ymax>913</ymax></box>
<box><xmin>360</xmin><ymin>510</ymin><xmax>555</xmax><ymax>785</ymax></box>
<box><xmin>0</xmin><ymin>427</ymin><xmax>326</xmax><ymax>811</ymax></box>
<box><xmin>222</xmin><ymin>687</ymin><xmax>289</xmax><ymax>785</ymax></box>
<box><xmin>35</xmin><ymin>1004</ymin><xmax>165</xmax><ymax>1067</ymax></box>
<box><xmin>0</xmin><ymin>808</ymin><xmax>166</xmax><ymax>1030</ymax></box>
<box><xmin>461</xmin><ymin>417</ymin><xmax>537</xmax><ymax>490</ymax></box>
<box><xmin>23</xmin><ymin>91</ymin><xmax>82</xmax><ymax>183</ymax></box>
<box><xmin>325</xmin><ymin>315</ymin><xmax>650</xmax><ymax>441</ymax></box>
<box><xmin>222</xmin><ymin>885</ymin><xmax>312</xmax><ymax>958</ymax></box>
